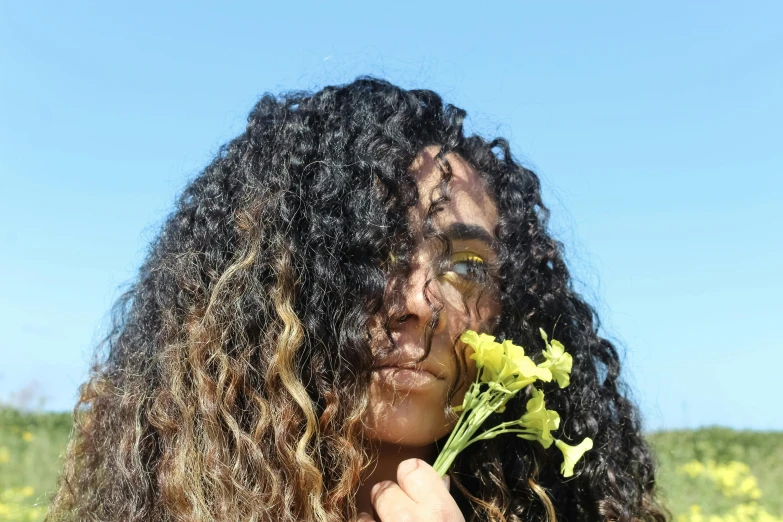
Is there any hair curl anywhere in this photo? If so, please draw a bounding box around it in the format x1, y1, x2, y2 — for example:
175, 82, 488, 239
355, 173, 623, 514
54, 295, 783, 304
48, 77, 668, 522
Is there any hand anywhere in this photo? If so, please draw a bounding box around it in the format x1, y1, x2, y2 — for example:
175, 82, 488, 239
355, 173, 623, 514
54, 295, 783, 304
357, 458, 465, 522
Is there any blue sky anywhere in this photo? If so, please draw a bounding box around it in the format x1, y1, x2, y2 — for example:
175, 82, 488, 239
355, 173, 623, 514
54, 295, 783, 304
1, 1, 781, 431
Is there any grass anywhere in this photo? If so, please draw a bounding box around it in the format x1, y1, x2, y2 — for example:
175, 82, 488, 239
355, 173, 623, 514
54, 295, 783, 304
648, 428, 783, 519
0, 408, 72, 520
1, 406, 781, 520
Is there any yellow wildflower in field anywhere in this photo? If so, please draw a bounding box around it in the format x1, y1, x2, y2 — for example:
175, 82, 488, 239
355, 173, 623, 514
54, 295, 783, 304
0, 487, 47, 522
679, 460, 762, 500
678, 502, 783, 522
676, 460, 781, 522
21, 431, 34, 442
678, 505, 704, 522
0, 446, 10, 464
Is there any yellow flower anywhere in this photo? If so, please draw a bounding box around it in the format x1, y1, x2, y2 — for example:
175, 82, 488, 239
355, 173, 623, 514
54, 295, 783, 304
518, 388, 560, 448
538, 329, 573, 388
678, 505, 703, 522
21, 486, 33, 497
503, 340, 553, 383
678, 460, 765, 501
678, 460, 704, 478
554, 437, 593, 477
437, 330, 585, 479
492, 343, 523, 386
462, 331, 504, 380
21, 431, 34, 442
0, 447, 9, 464
475, 336, 553, 393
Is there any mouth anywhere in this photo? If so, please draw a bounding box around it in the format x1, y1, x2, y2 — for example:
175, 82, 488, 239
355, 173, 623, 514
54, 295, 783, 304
371, 365, 442, 391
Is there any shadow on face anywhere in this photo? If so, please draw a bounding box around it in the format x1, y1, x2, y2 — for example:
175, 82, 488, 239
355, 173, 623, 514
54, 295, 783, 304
362, 146, 503, 447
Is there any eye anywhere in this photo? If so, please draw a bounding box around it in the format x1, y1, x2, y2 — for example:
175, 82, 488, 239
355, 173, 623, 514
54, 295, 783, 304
450, 251, 489, 282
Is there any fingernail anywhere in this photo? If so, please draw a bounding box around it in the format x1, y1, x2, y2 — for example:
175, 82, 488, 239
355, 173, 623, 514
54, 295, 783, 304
357, 512, 372, 522
442, 475, 450, 490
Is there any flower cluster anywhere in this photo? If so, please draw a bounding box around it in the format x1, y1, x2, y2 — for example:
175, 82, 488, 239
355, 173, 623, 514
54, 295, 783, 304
0, 486, 46, 522
0, 445, 45, 521
676, 460, 781, 522
0, 420, 48, 522
679, 503, 783, 522
433, 329, 593, 478
679, 460, 762, 500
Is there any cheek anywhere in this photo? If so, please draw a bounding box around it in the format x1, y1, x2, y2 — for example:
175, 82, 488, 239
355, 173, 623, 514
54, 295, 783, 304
452, 348, 478, 406
439, 278, 501, 325
463, 346, 477, 380
476, 285, 502, 327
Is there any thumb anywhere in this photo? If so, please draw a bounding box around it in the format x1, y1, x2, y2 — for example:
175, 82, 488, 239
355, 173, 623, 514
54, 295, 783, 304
442, 474, 451, 491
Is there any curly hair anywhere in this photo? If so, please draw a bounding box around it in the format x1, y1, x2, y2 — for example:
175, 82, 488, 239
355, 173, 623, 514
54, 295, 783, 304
47, 77, 668, 522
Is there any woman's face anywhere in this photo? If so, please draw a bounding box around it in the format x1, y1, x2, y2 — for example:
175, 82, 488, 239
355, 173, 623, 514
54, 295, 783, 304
362, 146, 502, 447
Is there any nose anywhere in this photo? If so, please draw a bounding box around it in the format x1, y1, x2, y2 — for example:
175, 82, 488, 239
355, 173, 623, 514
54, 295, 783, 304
392, 255, 447, 336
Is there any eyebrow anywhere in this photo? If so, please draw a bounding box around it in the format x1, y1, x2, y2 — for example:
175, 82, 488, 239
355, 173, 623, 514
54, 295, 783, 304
443, 223, 500, 255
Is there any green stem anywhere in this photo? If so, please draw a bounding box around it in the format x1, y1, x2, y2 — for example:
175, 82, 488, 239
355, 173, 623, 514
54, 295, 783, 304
440, 385, 478, 453
466, 427, 537, 446
433, 389, 483, 475
433, 368, 484, 475
433, 387, 511, 475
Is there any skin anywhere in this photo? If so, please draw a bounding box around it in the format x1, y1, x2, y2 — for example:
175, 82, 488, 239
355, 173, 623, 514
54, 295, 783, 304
356, 146, 502, 521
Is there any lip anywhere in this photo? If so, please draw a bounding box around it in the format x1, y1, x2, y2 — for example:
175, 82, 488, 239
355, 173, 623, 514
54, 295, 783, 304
374, 364, 438, 377
371, 365, 442, 391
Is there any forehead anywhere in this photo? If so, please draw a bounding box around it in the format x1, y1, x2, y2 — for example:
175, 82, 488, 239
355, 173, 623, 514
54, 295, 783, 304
408, 146, 499, 235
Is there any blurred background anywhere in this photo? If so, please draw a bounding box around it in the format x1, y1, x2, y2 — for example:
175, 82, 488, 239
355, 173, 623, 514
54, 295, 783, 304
1, 1, 781, 520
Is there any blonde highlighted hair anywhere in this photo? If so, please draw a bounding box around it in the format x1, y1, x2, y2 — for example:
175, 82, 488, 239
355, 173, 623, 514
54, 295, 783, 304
49, 78, 668, 522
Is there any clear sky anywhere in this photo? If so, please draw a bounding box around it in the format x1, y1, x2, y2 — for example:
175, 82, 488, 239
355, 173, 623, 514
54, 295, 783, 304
1, 1, 781, 431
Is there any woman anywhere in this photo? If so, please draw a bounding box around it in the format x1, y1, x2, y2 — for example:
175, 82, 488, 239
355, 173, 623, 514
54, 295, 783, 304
49, 78, 667, 521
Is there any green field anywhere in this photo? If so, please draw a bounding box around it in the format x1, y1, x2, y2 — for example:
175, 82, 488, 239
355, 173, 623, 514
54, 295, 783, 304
0, 408, 71, 521
1, 406, 781, 521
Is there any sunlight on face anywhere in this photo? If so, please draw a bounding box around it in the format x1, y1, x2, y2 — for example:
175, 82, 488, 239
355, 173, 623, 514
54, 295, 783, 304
362, 146, 502, 447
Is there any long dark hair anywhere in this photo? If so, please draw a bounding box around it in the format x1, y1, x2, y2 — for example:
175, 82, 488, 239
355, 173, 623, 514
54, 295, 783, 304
48, 77, 667, 521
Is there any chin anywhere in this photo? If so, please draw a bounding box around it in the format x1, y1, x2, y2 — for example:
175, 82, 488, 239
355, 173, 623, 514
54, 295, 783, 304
364, 419, 455, 448
362, 388, 458, 447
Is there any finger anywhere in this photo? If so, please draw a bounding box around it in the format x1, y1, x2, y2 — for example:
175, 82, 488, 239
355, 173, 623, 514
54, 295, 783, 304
371, 480, 417, 521
396, 458, 453, 504
356, 512, 375, 522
